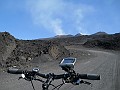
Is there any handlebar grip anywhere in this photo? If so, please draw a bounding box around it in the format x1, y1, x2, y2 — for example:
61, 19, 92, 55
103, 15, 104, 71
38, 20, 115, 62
79, 74, 100, 80
7, 68, 23, 74
7, 68, 48, 78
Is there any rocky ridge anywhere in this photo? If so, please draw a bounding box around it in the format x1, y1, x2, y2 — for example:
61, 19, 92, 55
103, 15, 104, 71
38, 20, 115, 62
0, 31, 120, 70
0, 32, 70, 70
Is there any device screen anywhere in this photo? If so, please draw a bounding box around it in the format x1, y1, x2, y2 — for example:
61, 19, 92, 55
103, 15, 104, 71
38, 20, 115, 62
62, 58, 75, 64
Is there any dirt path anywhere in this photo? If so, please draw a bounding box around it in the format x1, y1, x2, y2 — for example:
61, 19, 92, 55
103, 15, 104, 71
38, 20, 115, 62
0, 47, 120, 90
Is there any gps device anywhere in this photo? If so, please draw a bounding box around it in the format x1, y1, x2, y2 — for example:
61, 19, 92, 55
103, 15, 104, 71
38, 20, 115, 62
59, 57, 76, 69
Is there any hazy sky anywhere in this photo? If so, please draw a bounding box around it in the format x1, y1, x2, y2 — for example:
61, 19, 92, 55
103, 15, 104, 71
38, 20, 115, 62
0, 0, 120, 39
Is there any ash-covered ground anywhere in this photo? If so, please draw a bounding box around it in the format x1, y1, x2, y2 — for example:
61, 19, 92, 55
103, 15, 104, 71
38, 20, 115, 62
0, 32, 120, 90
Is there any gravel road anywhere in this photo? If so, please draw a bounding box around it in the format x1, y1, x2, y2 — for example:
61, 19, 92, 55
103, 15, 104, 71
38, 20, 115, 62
0, 48, 120, 90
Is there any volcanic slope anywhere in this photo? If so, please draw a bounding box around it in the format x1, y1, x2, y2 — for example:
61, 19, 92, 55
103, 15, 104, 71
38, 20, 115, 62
0, 46, 120, 90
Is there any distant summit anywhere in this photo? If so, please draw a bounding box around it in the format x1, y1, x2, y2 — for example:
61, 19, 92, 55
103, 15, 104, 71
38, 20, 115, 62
54, 34, 73, 38
92, 32, 108, 35
54, 33, 83, 38
75, 33, 82, 36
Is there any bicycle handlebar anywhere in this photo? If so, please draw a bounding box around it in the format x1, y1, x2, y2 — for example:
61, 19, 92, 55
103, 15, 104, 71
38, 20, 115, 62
79, 74, 100, 80
7, 68, 25, 74
7, 68, 100, 80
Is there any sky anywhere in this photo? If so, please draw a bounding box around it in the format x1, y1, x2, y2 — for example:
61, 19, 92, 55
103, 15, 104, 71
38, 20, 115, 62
0, 0, 120, 39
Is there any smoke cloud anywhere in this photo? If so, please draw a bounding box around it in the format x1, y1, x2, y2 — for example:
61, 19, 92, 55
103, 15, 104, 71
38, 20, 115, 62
27, 0, 94, 35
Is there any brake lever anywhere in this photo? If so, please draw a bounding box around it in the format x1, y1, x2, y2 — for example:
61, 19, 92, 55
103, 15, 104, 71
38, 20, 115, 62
18, 77, 22, 80
18, 74, 34, 81
84, 81, 91, 85
81, 80, 93, 87
84, 81, 93, 87
18, 74, 26, 80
